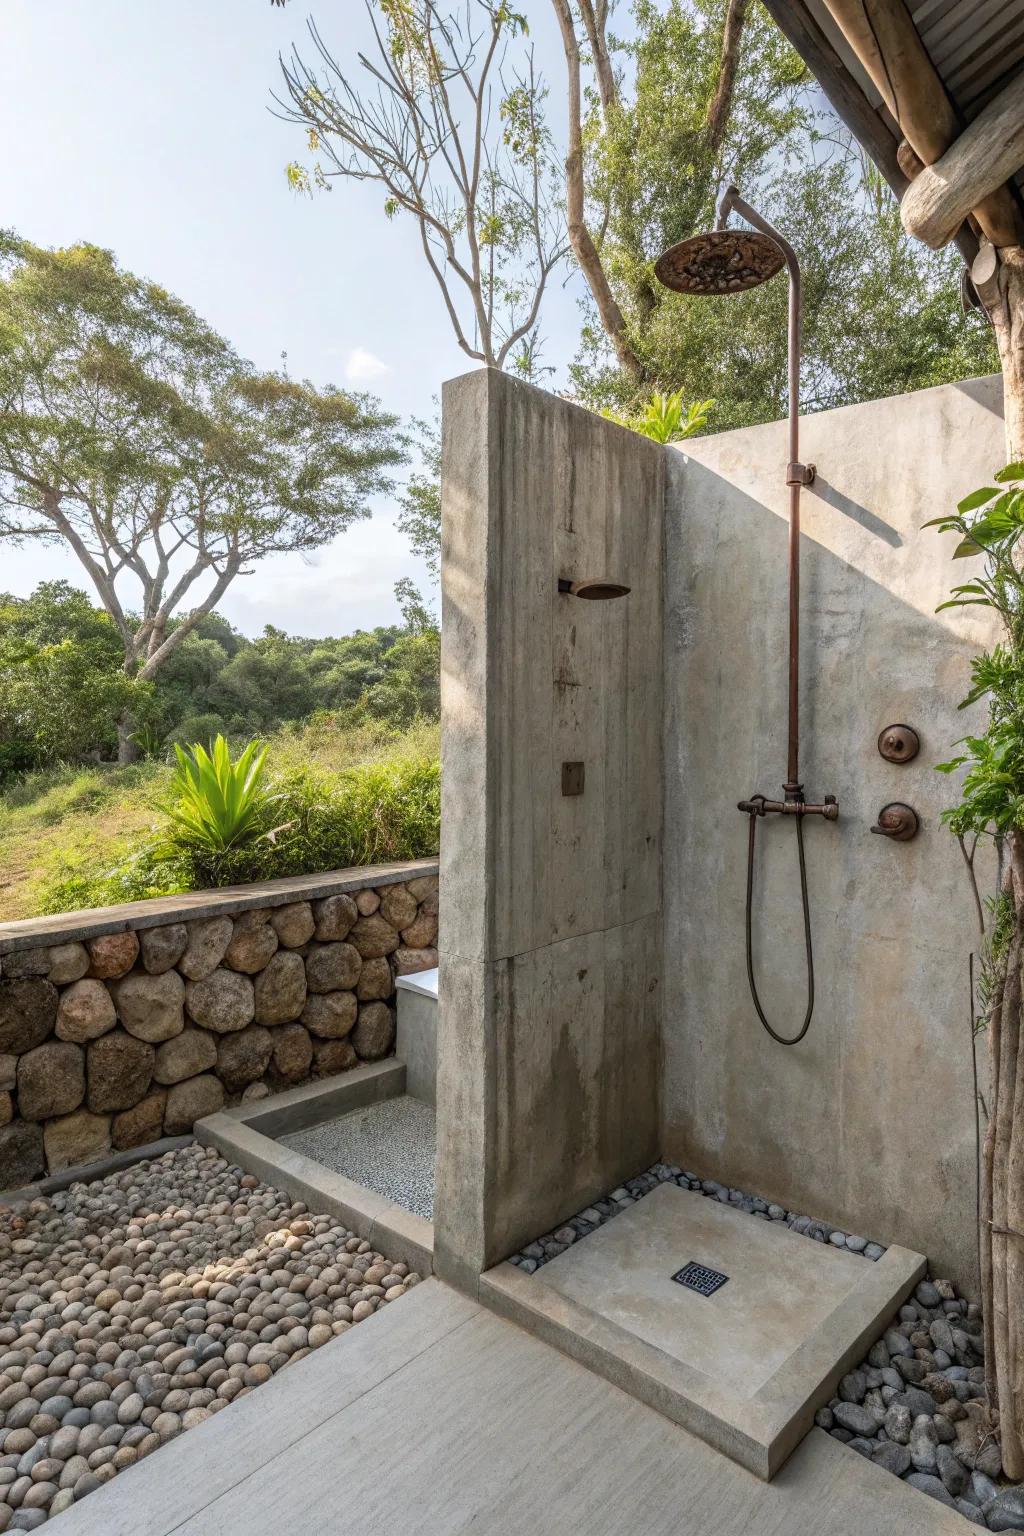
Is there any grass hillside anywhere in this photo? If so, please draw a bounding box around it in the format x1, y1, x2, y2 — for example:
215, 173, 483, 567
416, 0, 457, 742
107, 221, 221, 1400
0, 718, 440, 922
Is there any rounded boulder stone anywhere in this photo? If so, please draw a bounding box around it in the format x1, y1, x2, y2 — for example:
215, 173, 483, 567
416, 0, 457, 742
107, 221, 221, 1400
152, 1028, 218, 1086
111, 1089, 167, 1150
86, 1031, 155, 1113
178, 917, 234, 981
46, 942, 90, 985
270, 902, 316, 949
304, 943, 361, 995
0, 1092, 12, 1128
56, 979, 118, 1043
313, 1038, 357, 1076
43, 1109, 111, 1174
17, 1042, 86, 1121
110, 969, 185, 1043
355, 888, 380, 915
1, 947, 52, 979
302, 992, 358, 1040
0, 1122, 44, 1187
400, 908, 438, 950
164, 1074, 225, 1134
0, 979, 58, 1056
216, 1026, 273, 1094
253, 952, 307, 1026
393, 946, 438, 978
348, 914, 400, 961
379, 884, 418, 931
270, 1023, 313, 1082
312, 894, 358, 942
0, 1052, 15, 1090
224, 911, 278, 974
351, 1002, 395, 1061
86, 932, 140, 980
185, 969, 255, 1034
356, 957, 393, 1002
139, 924, 189, 976
406, 874, 439, 904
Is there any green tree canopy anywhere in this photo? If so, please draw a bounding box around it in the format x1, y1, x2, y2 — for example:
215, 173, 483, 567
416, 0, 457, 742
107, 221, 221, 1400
0, 233, 405, 754
0, 584, 442, 776
564, 0, 995, 426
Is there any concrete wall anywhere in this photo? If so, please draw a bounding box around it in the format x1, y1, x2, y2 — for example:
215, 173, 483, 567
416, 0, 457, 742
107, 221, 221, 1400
436, 368, 664, 1287
664, 375, 1004, 1289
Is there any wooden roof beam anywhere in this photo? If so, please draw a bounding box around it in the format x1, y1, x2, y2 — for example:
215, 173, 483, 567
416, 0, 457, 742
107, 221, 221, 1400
757, 0, 907, 199
900, 70, 1024, 248
819, 0, 1024, 248
761, 0, 979, 265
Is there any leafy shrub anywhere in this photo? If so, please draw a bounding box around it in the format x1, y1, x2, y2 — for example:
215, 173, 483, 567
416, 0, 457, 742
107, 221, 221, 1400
23, 722, 440, 912
158, 736, 279, 856
602, 390, 714, 444
170, 750, 440, 889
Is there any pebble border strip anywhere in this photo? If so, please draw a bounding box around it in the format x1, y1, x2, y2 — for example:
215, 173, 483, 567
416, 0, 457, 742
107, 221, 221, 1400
508, 1160, 887, 1272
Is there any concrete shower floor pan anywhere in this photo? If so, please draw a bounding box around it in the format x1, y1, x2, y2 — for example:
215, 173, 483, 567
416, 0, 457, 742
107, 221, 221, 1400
481, 1182, 925, 1480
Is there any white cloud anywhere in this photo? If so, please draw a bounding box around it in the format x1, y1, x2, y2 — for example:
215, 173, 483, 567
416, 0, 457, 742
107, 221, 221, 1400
345, 347, 392, 384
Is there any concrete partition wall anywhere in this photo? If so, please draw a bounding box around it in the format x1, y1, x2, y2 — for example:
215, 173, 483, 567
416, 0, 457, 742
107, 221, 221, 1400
436, 368, 664, 1288
663, 375, 1004, 1289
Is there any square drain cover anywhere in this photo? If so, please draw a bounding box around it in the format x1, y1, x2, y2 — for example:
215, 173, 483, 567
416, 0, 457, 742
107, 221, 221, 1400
672, 1261, 728, 1298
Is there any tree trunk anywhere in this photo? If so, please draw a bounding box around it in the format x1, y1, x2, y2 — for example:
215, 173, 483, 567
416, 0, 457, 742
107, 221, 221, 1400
116, 716, 141, 766
975, 244, 1024, 1480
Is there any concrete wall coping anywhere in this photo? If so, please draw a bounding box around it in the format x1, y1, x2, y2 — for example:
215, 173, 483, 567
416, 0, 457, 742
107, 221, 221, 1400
0, 857, 439, 954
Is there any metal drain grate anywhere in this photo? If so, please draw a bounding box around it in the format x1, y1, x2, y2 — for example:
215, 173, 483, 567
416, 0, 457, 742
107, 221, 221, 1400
671, 1261, 729, 1297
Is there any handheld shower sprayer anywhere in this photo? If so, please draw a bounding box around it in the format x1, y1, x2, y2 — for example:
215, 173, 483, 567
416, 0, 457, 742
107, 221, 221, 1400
655, 186, 839, 1046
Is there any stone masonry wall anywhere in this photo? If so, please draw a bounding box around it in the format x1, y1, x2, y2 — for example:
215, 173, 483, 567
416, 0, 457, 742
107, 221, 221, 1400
0, 861, 439, 1186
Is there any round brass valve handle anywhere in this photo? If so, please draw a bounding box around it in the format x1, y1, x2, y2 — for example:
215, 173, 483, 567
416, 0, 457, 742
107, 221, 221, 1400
870, 802, 919, 841
877, 724, 920, 764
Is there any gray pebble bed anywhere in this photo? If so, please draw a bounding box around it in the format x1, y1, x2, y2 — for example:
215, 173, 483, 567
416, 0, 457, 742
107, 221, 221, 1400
279, 1095, 436, 1220
814, 1276, 1024, 1531
507, 1159, 888, 1272
0, 1143, 420, 1528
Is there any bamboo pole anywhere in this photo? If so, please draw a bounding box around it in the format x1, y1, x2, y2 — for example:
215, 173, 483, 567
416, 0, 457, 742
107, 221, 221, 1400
819, 0, 1024, 248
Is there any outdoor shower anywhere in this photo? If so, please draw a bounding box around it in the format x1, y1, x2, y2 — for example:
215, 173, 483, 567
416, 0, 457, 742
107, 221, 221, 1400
655, 185, 839, 1046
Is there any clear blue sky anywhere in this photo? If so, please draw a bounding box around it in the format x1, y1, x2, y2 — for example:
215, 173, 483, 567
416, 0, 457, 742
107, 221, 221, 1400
0, 0, 587, 636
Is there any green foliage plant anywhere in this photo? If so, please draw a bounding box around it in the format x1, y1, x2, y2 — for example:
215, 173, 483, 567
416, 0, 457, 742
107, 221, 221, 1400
931, 464, 1024, 1473
603, 389, 714, 444
158, 735, 281, 861
930, 466, 1024, 844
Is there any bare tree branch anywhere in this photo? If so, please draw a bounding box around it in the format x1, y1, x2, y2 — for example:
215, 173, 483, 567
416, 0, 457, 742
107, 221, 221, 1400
549, 0, 643, 382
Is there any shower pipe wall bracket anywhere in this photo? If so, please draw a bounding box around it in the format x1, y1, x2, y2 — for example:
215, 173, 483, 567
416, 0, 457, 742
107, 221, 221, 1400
786, 462, 816, 487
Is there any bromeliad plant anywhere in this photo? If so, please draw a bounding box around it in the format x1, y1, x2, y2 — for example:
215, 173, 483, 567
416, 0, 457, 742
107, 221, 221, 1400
602, 389, 715, 444
931, 462, 1024, 1477
157, 735, 287, 879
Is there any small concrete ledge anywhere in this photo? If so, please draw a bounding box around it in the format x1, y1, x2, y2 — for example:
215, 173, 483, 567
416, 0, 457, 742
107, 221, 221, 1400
196, 1064, 433, 1276
395, 966, 438, 1107
1, 1134, 194, 1203
480, 1184, 925, 1479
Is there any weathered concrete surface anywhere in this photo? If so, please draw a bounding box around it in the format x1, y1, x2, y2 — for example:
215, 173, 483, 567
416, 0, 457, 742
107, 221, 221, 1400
437, 369, 664, 1282
509, 1181, 924, 1477
664, 374, 1004, 1291
52, 1277, 972, 1536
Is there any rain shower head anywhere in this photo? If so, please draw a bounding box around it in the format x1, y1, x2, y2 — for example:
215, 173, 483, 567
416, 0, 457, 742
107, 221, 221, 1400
558, 578, 631, 601
654, 229, 784, 296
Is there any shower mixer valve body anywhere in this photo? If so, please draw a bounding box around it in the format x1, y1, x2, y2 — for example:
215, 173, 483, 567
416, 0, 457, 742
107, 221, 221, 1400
737, 785, 839, 820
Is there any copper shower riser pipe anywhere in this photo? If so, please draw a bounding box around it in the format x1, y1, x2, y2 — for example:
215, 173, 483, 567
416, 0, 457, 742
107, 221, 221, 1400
716, 186, 814, 789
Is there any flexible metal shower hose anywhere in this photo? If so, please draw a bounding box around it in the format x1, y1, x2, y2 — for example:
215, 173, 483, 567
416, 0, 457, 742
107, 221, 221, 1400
744, 810, 815, 1046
